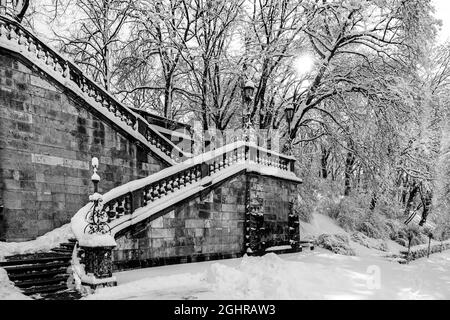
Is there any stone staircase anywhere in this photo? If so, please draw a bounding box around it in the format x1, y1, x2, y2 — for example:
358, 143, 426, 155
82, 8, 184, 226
0, 239, 81, 299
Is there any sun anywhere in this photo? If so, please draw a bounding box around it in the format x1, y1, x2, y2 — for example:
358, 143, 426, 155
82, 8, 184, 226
293, 54, 315, 77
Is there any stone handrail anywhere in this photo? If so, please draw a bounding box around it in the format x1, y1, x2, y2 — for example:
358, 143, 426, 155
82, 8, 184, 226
0, 15, 190, 164
71, 141, 299, 244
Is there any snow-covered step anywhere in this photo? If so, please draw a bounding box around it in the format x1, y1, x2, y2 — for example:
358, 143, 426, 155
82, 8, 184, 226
265, 245, 301, 254
60, 242, 76, 249
3, 261, 70, 273
14, 274, 69, 288
7, 268, 68, 281
0, 254, 71, 267
0, 240, 80, 299
51, 247, 73, 254
299, 240, 315, 250
22, 283, 69, 296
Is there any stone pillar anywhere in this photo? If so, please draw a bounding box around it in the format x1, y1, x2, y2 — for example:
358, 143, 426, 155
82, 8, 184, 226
79, 157, 117, 289
82, 246, 115, 278
79, 245, 117, 289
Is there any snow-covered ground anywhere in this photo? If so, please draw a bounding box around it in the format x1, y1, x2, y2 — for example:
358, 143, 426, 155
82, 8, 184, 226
0, 268, 31, 300
84, 214, 450, 300
82, 248, 450, 300
2, 214, 450, 300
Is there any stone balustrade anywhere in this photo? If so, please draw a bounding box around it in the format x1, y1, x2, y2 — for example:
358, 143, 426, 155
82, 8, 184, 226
98, 143, 296, 228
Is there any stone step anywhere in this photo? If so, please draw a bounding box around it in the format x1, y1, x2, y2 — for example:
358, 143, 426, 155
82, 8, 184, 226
60, 242, 76, 249
299, 241, 315, 250
8, 267, 68, 281
51, 247, 73, 254
4, 261, 70, 273
41, 289, 83, 300
0, 255, 71, 267
22, 283, 69, 296
14, 274, 69, 288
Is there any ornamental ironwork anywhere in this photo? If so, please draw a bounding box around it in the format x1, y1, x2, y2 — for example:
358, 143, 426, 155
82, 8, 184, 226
83, 157, 111, 235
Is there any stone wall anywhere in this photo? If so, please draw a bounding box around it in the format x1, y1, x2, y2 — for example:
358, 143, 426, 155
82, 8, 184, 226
0, 51, 167, 241
248, 174, 294, 249
113, 173, 299, 271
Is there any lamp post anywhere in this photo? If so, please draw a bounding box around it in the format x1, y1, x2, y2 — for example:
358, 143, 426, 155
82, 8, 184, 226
91, 157, 100, 193
85, 157, 110, 235
283, 104, 294, 155
242, 79, 255, 142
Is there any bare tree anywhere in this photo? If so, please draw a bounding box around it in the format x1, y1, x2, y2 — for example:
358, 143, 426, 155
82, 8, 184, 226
54, 0, 133, 91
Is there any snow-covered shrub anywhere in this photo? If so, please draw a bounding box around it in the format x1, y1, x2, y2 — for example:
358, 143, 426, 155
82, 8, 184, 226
385, 219, 403, 240
315, 233, 356, 256
356, 213, 389, 240
294, 194, 313, 223
350, 232, 388, 251
400, 240, 450, 261
387, 223, 427, 247
295, 177, 321, 223
319, 196, 365, 233
433, 220, 450, 241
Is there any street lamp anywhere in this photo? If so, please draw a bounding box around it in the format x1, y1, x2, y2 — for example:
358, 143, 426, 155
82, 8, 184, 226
284, 105, 294, 133
242, 79, 255, 142
243, 80, 255, 103
283, 105, 294, 155
91, 157, 100, 193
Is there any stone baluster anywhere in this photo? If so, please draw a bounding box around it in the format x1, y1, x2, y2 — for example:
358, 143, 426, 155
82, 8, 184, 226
0, 21, 8, 39
9, 24, 17, 41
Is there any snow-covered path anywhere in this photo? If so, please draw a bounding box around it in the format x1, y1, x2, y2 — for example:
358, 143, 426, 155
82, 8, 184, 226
84, 248, 450, 300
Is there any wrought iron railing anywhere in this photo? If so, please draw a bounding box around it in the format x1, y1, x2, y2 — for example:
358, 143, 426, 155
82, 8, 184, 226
0, 15, 188, 163
96, 142, 296, 230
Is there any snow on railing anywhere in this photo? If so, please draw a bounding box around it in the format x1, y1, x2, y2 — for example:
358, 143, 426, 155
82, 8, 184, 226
71, 141, 300, 246
0, 15, 190, 165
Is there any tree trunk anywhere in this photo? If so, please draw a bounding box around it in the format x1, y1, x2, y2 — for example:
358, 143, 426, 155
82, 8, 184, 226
344, 142, 355, 196
163, 85, 172, 119
419, 189, 433, 226
369, 193, 377, 211
320, 146, 330, 179
404, 182, 419, 216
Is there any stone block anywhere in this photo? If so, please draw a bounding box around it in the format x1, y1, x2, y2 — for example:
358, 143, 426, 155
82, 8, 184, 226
185, 219, 205, 228
194, 228, 204, 237
222, 204, 237, 213
151, 228, 175, 239
150, 216, 163, 228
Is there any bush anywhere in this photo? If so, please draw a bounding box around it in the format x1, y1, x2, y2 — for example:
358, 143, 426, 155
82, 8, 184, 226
294, 194, 313, 223
350, 232, 388, 251
386, 222, 428, 247
318, 196, 365, 233
315, 233, 356, 256
356, 214, 389, 240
